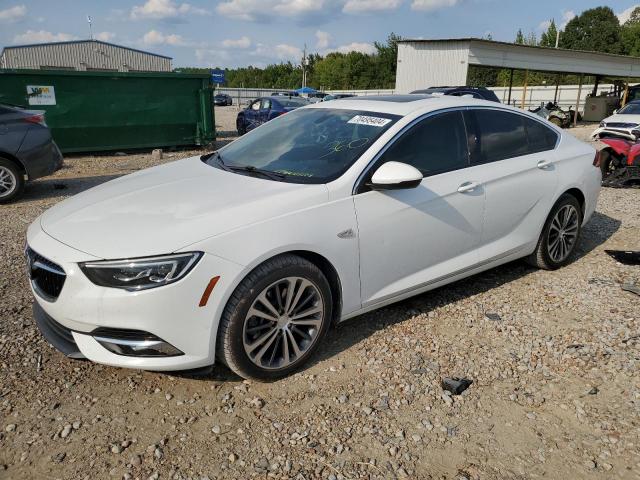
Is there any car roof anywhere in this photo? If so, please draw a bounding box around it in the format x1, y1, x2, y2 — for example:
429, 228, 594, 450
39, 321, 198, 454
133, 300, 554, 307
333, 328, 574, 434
306, 94, 468, 115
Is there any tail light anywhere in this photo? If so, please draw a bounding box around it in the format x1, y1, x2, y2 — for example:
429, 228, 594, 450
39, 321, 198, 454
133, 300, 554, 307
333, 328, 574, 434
593, 150, 601, 167
23, 113, 46, 126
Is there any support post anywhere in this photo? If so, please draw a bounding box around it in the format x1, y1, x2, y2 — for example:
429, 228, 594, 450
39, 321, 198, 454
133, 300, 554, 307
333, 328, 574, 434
554, 75, 560, 103
507, 68, 514, 105
622, 79, 630, 107
574, 74, 583, 127
520, 69, 528, 109
592, 76, 600, 97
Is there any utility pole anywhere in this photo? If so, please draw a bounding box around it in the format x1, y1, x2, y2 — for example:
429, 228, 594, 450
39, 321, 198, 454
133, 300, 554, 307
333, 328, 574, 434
555, 29, 560, 48
87, 15, 93, 40
302, 44, 307, 88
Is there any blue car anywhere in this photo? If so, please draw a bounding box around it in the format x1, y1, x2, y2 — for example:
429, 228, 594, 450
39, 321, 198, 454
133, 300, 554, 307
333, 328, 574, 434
236, 96, 308, 135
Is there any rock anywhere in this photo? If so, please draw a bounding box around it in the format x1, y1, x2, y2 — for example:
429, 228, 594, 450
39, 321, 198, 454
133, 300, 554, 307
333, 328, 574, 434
228, 453, 237, 463
154, 447, 163, 460
61, 425, 72, 438
111, 444, 123, 454
130, 455, 142, 467
5, 424, 16, 432
212, 425, 221, 434
165, 393, 173, 401
151, 149, 163, 161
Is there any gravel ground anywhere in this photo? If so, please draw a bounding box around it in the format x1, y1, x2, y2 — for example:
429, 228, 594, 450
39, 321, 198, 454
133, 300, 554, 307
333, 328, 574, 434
1, 118, 639, 480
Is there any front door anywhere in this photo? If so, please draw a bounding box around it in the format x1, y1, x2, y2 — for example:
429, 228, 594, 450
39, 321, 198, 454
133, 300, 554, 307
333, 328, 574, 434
354, 110, 485, 306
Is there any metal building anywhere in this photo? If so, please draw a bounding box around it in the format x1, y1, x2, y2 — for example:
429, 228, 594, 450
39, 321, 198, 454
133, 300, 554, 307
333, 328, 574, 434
396, 38, 640, 93
0, 40, 171, 72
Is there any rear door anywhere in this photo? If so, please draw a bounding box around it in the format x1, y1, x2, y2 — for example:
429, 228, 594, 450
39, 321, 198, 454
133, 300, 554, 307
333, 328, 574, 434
244, 99, 262, 131
463, 108, 559, 259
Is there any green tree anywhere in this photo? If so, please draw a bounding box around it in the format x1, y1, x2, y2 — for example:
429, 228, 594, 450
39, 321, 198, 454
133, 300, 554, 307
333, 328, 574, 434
621, 7, 640, 56
560, 6, 622, 54
539, 20, 558, 47
515, 29, 525, 44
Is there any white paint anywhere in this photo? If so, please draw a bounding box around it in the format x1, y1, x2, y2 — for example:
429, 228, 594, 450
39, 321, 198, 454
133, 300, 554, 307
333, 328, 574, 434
27, 85, 56, 105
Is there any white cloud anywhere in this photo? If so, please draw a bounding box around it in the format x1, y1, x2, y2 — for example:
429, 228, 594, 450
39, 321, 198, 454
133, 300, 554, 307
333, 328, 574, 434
0, 4, 27, 23
538, 19, 551, 31
561, 10, 575, 28
195, 48, 230, 65
334, 42, 376, 54
343, 0, 401, 14
222, 36, 251, 48
95, 31, 115, 42
12, 30, 78, 44
252, 42, 303, 61
411, 0, 458, 11
315, 30, 331, 49
142, 29, 186, 46
216, 0, 337, 22
617, 4, 639, 24
130, 0, 209, 20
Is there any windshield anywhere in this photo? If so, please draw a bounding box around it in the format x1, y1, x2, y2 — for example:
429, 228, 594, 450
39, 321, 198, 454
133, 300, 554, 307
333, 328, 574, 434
277, 98, 309, 107
617, 103, 640, 115
205, 108, 401, 183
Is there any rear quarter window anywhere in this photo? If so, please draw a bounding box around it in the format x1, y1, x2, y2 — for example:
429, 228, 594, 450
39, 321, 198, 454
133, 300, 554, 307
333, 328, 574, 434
524, 116, 559, 153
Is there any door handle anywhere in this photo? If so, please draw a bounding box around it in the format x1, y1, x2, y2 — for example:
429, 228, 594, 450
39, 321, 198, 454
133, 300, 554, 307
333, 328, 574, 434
457, 181, 480, 193
537, 159, 552, 169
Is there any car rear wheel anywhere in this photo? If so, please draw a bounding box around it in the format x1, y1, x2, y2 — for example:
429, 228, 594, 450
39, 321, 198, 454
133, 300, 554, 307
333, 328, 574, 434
526, 193, 582, 270
0, 158, 25, 204
216, 254, 332, 381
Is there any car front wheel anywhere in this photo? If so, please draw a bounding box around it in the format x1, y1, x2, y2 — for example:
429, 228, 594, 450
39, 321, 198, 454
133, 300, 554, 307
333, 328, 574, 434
216, 254, 332, 381
527, 193, 582, 270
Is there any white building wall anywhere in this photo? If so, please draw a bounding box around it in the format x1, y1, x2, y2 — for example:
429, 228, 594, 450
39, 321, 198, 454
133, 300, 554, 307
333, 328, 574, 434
395, 41, 470, 94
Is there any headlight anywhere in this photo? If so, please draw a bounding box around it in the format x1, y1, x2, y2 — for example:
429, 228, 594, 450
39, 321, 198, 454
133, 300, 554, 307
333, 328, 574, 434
599, 121, 606, 128
79, 252, 202, 291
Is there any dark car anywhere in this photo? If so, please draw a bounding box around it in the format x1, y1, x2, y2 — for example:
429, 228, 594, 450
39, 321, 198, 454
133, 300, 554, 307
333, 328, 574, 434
0, 104, 63, 203
236, 96, 308, 135
271, 91, 299, 97
410, 86, 500, 103
214, 93, 233, 106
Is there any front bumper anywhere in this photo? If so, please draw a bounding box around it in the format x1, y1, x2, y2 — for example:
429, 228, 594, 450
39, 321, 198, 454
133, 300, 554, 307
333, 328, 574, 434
591, 126, 638, 141
27, 221, 244, 371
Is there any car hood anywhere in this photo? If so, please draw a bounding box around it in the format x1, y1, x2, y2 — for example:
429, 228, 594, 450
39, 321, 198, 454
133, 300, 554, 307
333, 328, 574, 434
40, 156, 329, 259
603, 113, 640, 125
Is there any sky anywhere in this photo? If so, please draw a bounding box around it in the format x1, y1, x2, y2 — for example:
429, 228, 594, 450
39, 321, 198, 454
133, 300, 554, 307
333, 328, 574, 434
0, 0, 639, 68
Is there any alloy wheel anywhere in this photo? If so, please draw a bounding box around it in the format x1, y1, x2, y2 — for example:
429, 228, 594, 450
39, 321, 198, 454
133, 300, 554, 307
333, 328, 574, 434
242, 276, 324, 370
0, 166, 17, 198
547, 204, 579, 263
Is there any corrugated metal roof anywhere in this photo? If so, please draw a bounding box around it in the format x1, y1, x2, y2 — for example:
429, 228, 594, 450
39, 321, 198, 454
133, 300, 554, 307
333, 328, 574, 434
397, 37, 639, 62
1, 39, 171, 60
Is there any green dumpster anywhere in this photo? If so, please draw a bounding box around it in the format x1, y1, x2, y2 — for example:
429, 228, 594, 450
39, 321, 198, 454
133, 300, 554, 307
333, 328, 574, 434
0, 69, 215, 153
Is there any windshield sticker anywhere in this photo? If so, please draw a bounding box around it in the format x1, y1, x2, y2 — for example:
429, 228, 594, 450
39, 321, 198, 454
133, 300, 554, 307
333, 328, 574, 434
347, 115, 391, 127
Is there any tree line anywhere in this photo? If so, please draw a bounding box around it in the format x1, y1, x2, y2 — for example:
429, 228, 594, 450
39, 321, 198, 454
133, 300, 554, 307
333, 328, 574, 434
175, 6, 640, 90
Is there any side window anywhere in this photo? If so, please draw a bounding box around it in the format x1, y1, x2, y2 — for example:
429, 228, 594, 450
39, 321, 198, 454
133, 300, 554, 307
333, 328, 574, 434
467, 109, 529, 164
524, 117, 559, 153
378, 111, 469, 176
261, 98, 272, 110
251, 100, 261, 111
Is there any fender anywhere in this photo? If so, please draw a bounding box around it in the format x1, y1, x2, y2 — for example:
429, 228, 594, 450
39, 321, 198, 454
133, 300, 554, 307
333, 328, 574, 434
600, 137, 632, 157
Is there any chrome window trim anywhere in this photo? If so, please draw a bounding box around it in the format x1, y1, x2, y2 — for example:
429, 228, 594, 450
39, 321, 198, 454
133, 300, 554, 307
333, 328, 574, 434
352, 105, 561, 195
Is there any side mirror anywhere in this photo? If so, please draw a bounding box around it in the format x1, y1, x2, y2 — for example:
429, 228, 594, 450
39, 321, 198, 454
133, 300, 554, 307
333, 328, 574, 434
368, 161, 423, 190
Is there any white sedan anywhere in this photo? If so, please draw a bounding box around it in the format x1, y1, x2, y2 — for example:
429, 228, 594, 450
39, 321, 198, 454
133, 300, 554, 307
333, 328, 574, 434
591, 100, 640, 140
26, 95, 601, 380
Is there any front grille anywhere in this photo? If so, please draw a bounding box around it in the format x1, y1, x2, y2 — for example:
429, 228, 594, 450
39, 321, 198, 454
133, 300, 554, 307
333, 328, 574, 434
606, 122, 637, 128
26, 247, 66, 301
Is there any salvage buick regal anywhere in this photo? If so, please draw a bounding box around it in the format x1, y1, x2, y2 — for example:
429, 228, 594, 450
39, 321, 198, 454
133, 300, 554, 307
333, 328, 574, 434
26, 95, 601, 380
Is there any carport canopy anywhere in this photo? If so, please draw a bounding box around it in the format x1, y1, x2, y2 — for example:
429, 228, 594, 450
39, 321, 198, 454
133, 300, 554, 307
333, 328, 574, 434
396, 38, 640, 124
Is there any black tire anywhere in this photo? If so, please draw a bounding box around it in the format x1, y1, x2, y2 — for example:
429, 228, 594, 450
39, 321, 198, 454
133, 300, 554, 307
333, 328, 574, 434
236, 119, 246, 136
526, 193, 582, 270
599, 149, 618, 180
216, 254, 332, 381
0, 157, 25, 204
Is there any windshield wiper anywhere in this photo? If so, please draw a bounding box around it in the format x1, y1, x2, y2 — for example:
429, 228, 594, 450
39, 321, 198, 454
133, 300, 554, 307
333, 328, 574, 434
225, 164, 287, 181
207, 152, 286, 181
